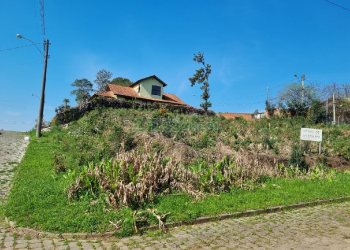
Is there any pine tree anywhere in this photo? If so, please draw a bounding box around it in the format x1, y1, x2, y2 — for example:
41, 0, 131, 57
189, 52, 212, 113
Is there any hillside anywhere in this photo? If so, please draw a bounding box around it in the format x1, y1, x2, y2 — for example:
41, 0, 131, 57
4, 107, 350, 235
50, 107, 349, 202
56, 107, 350, 170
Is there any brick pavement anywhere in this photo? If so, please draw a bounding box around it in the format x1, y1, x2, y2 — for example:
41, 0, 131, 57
1, 131, 350, 249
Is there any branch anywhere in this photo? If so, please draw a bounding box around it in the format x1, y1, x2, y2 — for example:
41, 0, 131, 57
147, 208, 171, 232
109, 220, 122, 231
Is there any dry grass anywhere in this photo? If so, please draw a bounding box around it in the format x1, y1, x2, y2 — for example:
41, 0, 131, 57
67, 141, 335, 208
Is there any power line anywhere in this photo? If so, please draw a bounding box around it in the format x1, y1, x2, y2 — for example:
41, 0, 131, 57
324, 0, 350, 12
0, 43, 41, 53
39, 0, 46, 38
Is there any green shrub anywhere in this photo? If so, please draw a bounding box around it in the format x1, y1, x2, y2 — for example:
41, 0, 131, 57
289, 144, 308, 171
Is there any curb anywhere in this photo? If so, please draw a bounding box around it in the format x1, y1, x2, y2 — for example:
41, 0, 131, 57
154, 196, 350, 230
6, 196, 350, 241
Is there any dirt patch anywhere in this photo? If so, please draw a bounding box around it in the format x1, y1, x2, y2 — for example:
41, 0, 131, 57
133, 132, 198, 163
305, 154, 350, 171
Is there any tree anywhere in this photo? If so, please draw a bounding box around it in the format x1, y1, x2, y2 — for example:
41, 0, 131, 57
322, 83, 350, 99
55, 98, 71, 114
94, 69, 113, 91
308, 99, 326, 124
189, 52, 212, 113
278, 83, 316, 117
110, 77, 133, 87
265, 100, 275, 117
71, 79, 93, 105
342, 83, 350, 97
63, 98, 70, 109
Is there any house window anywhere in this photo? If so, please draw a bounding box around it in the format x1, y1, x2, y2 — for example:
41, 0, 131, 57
151, 85, 161, 96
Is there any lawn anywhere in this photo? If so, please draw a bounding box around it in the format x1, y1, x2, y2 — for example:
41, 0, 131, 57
3, 129, 350, 236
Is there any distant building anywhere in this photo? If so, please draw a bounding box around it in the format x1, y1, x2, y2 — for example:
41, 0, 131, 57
218, 110, 268, 121
95, 75, 187, 106
254, 112, 266, 120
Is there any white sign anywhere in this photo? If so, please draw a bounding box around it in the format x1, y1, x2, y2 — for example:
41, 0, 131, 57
300, 128, 322, 142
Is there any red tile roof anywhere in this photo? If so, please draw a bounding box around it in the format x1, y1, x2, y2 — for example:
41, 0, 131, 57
130, 75, 167, 87
107, 84, 139, 98
163, 93, 186, 105
96, 91, 115, 98
96, 84, 187, 106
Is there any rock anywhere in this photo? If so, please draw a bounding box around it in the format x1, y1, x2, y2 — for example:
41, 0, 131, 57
42, 127, 51, 132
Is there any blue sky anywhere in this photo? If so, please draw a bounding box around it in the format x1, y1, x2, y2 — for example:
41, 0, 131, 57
1, 0, 350, 131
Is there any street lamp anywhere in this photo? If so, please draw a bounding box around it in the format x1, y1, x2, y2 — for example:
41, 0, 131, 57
17, 34, 50, 138
294, 74, 305, 105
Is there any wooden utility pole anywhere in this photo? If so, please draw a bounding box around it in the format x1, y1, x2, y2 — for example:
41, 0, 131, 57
301, 74, 305, 104
36, 39, 50, 137
326, 97, 329, 122
332, 93, 336, 125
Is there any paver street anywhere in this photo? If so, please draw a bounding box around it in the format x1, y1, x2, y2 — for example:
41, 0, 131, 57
1, 131, 350, 249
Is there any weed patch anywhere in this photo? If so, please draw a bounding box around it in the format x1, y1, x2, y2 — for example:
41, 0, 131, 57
4, 109, 350, 235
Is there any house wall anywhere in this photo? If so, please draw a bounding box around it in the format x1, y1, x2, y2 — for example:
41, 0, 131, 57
138, 78, 163, 99
116, 96, 126, 101
132, 84, 140, 94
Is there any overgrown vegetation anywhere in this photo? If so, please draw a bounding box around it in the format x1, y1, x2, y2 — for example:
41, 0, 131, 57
276, 81, 350, 123
52, 97, 214, 125
4, 108, 350, 235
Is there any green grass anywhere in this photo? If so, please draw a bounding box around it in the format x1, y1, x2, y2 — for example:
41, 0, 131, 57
3, 129, 350, 235
3, 132, 133, 234
155, 175, 350, 222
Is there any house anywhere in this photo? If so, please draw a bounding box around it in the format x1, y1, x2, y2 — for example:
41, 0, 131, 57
254, 111, 266, 120
95, 75, 187, 106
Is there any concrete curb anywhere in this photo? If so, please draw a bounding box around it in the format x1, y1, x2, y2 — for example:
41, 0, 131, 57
6, 196, 350, 241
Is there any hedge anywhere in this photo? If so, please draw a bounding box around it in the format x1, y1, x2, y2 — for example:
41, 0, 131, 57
52, 97, 215, 125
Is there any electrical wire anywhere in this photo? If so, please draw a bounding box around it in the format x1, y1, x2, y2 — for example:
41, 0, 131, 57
0, 43, 42, 53
324, 0, 350, 12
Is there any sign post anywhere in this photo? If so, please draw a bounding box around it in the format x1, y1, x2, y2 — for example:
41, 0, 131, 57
300, 128, 323, 154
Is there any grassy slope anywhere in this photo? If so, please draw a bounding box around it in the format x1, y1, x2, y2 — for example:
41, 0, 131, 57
157, 175, 350, 222
3, 133, 131, 233
3, 126, 350, 234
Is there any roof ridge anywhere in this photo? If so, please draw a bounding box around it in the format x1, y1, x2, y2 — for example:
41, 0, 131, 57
130, 75, 167, 87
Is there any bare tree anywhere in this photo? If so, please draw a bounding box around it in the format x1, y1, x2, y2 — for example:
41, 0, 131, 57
95, 69, 113, 91
278, 83, 316, 117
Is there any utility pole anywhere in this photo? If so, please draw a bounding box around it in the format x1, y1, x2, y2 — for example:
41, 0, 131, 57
301, 74, 305, 104
36, 39, 50, 137
265, 86, 270, 119
332, 92, 336, 125
266, 86, 269, 103
326, 97, 329, 122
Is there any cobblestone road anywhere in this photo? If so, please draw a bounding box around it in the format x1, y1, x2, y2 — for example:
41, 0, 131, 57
0, 131, 28, 199
1, 131, 350, 249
